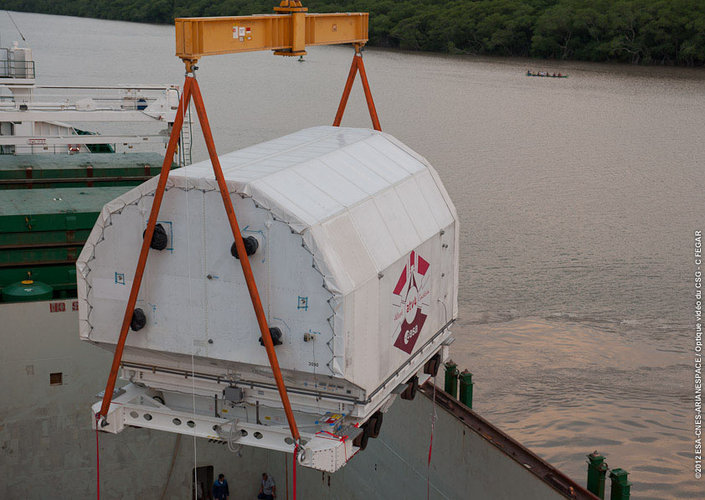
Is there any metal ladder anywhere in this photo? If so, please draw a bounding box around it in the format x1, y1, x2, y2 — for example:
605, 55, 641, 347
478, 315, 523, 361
178, 103, 193, 166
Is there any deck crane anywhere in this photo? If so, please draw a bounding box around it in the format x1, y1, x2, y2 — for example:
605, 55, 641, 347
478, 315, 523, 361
95, 0, 383, 475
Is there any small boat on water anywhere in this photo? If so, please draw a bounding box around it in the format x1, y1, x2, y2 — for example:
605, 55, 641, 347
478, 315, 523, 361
527, 70, 568, 78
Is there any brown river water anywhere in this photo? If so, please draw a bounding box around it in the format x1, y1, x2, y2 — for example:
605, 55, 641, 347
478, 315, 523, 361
2, 10, 704, 499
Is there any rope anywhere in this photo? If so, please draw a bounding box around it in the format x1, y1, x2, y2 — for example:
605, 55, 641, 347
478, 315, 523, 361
427, 377, 438, 500
95, 415, 100, 500
227, 419, 242, 453
191, 353, 197, 498
183, 71, 198, 500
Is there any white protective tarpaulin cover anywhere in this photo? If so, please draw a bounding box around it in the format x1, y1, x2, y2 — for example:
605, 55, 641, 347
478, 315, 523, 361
78, 126, 458, 397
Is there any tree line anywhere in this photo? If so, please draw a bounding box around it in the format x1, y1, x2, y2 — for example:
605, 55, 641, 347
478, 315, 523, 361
4, 0, 705, 65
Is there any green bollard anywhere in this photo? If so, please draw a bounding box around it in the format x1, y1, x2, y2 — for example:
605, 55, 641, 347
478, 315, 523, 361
586, 451, 608, 499
444, 361, 458, 397
458, 370, 473, 409
609, 468, 631, 500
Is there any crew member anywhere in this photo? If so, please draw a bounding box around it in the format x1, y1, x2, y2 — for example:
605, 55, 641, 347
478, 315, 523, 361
258, 472, 276, 500
213, 473, 229, 500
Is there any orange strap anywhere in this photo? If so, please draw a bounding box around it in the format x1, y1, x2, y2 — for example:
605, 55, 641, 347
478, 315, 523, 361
189, 78, 300, 441
333, 46, 381, 131
98, 75, 300, 444
98, 77, 194, 419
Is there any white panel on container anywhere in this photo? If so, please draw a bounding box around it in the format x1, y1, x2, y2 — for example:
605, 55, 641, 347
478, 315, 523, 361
374, 188, 421, 256
440, 225, 457, 323
253, 169, 342, 226
320, 213, 376, 291
326, 150, 389, 196
347, 141, 409, 185
348, 278, 380, 391
395, 177, 439, 242
365, 134, 425, 175
349, 198, 400, 271
266, 220, 334, 374
416, 169, 455, 228
292, 159, 367, 209
302, 225, 349, 295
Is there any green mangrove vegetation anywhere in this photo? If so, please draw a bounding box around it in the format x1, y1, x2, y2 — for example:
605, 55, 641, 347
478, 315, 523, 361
3, 0, 705, 65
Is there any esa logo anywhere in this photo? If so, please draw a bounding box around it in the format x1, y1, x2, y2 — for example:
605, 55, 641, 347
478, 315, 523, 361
391, 251, 430, 354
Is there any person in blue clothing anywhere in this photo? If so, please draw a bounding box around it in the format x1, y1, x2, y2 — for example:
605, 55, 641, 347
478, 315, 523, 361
213, 473, 229, 500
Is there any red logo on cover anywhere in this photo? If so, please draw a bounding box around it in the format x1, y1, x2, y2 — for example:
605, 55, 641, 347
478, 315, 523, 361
392, 251, 430, 354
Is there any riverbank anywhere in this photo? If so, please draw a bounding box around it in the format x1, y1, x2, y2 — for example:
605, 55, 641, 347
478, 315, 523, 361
3, 0, 705, 66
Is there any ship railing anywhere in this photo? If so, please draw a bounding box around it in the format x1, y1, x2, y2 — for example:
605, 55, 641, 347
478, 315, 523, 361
0, 48, 36, 79
0, 84, 192, 163
0, 85, 180, 114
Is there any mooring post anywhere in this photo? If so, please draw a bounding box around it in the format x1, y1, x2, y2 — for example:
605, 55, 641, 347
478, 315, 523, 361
458, 369, 473, 408
609, 468, 631, 500
444, 361, 458, 397
586, 451, 608, 499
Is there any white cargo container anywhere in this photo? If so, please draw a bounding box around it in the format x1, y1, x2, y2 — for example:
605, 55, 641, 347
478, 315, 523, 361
78, 126, 458, 471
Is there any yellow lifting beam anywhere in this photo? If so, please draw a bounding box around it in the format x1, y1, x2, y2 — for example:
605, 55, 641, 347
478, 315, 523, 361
175, 2, 368, 71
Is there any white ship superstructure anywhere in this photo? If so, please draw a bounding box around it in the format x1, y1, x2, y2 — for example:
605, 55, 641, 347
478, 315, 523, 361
0, 41, 192, 163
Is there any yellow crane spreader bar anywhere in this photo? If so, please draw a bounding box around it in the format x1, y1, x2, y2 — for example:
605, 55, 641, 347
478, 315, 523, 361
175, 8, 368, 69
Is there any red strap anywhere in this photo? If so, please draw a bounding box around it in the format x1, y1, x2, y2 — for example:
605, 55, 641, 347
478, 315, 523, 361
428, 429, 434, 465
427, 428, 434, 500
293, 444, 298, 500
316, 430, 348, 441
427, 381, 437, 500
285, 452, 289, 500
95, 415, 101, 500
